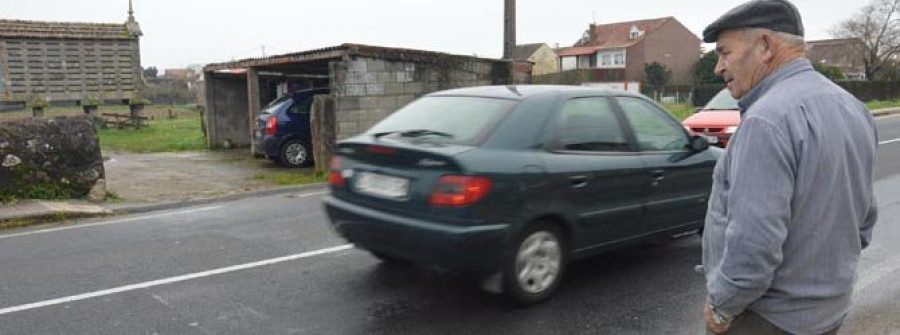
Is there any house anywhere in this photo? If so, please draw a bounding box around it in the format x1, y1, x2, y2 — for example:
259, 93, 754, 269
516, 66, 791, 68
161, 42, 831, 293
806, 38, 866, 80
513, 43, 559, 75
163, 68, 197, 81
0, 0, 143, 107
557, 17, 700, 85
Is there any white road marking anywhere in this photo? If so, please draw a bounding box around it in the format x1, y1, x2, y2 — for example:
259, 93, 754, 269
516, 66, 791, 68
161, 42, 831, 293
879, 138, 900, 146
293, 191, 328, 198
0, 244, 354, 316
0, 206, 224, 240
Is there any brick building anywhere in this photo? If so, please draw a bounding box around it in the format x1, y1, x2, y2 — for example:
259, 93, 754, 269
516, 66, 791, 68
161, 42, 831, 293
557, 17, 701, 85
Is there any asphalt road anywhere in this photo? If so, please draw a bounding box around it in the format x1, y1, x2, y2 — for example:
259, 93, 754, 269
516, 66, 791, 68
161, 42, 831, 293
1, 116, 898, 335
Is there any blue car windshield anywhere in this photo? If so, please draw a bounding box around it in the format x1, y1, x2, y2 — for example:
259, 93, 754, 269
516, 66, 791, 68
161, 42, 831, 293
262, 97, 292, 114
367, 96, 515, 145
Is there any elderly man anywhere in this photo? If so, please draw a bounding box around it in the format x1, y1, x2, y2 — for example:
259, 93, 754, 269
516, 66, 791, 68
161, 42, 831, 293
700, 0, 879, 334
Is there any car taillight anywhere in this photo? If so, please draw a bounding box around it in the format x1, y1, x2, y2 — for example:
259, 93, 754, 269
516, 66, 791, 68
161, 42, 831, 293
265, 116, 278, 136
328, 156, 345, 186
366, 145, 396, 154
429, 175, 493, 206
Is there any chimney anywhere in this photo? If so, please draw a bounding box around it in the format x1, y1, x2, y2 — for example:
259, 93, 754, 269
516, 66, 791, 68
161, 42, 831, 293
503, 0, 516, 60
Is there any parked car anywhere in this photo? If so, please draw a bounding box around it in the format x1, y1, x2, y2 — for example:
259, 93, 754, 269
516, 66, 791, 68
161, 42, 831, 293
323, 85, 721, 305
682, 89, 741, 147
254, 87, 329, 167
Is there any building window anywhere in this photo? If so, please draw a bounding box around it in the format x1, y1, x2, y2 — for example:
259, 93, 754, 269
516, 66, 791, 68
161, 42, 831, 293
578, 55, 591, 69
629, 25, 642, 39
561, 56, 577, 71
597, 50, 626, 69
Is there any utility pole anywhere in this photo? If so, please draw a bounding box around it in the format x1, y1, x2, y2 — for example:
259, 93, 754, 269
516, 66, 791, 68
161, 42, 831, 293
503, 0, 516, 60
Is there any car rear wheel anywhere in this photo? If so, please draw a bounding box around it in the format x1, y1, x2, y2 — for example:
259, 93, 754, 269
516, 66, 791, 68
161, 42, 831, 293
279, 139, 312, 168
503, 222, 566, 305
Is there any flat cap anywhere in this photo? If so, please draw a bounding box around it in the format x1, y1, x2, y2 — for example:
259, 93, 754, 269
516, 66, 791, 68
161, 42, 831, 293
702, 0, 804, 43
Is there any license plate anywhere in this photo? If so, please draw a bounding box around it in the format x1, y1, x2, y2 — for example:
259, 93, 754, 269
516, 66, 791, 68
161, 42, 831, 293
706, 135, 719, 144
354, 172, 409, 199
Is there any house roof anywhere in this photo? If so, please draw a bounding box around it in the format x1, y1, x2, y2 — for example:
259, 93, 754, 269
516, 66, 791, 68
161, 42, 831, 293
512, 43, 546, 61
204, 43, 511, 73
557, 46, 603, 57
557, 17, 674, 56
0, 19, 140, 40
806, 38, 865, 69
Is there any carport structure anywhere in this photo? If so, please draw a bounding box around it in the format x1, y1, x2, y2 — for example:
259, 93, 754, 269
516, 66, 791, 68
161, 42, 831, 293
202, 44, 515, 151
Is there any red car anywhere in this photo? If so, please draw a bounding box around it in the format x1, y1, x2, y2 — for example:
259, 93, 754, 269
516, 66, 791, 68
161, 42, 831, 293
682, 89, 740, 147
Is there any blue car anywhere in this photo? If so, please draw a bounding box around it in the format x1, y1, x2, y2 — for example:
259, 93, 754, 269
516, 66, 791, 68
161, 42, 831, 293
324, 85, 721, 305
254, 88, 329, 167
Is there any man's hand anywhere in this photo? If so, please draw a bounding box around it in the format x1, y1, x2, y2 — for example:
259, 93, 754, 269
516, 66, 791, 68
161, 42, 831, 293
704, 301, 731, 334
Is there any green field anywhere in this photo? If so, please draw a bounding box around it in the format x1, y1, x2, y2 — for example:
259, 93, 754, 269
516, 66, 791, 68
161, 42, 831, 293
98, 116, 206, 153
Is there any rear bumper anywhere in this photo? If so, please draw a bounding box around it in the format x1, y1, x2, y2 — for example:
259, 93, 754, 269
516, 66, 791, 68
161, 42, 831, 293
254, 134, 281, 157
323, 195, 509, 273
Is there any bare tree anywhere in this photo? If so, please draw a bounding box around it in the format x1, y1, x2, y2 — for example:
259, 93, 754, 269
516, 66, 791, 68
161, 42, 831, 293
833, 0, 900, 80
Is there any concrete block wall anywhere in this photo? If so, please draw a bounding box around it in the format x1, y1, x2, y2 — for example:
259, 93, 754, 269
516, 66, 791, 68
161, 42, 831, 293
204, 74, 250, 148
330, 56, 508, 140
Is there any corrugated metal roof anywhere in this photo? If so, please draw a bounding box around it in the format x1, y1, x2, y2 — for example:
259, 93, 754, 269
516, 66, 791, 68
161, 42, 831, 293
0, 19, 138, 40
204, 43, 510, 72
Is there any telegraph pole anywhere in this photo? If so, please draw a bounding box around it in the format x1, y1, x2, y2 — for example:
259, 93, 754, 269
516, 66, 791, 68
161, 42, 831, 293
503, 0, 516, 59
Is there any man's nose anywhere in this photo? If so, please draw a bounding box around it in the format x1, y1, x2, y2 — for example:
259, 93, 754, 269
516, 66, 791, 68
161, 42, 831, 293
714, 58, 726, 76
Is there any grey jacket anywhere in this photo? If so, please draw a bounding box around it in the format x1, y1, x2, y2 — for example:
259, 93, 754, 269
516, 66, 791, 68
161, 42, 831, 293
702, 58, 878, 335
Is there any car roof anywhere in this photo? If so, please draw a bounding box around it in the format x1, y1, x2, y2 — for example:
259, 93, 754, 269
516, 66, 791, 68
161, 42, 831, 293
427, 85, 644, 100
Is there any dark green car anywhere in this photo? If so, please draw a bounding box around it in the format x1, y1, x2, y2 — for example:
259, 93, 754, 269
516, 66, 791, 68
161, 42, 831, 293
323, 85, 721, 305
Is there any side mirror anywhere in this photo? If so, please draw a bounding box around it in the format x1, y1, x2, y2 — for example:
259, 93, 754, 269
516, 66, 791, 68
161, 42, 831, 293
689, 135, 710, 152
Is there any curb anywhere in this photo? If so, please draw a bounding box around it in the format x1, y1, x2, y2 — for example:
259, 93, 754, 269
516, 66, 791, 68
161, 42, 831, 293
0, 183, 328, 224
106, 182, 329, 215
873, 107, 900, 117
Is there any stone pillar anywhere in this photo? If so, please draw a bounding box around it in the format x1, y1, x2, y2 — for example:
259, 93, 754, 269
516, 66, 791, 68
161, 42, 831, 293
311, 94, 336, 173
246, 67, 260, 154
203, 71, 216, 149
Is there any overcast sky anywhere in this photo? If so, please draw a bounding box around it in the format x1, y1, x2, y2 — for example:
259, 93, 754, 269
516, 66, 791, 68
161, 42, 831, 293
1, 0, 870, 70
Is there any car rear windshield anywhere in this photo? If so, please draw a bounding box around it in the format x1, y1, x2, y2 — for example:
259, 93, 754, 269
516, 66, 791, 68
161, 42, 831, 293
703, 89, 740, 111
366, 96, 515, 145
262, 97, 291, 114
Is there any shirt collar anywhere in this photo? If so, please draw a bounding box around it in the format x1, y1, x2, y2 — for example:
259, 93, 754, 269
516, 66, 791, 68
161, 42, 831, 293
737, 58, 814, 115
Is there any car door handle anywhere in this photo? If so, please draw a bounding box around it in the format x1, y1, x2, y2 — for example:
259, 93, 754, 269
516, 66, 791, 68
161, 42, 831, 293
651, 169, 666, 181
569, 175, 589, 188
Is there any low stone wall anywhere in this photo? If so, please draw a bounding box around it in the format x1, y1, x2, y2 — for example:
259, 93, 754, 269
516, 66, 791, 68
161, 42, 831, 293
0, 116, 105, 201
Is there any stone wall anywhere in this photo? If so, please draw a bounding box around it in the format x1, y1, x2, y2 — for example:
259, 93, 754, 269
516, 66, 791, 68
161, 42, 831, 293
329, 56, 510, 139
0, 116, 104, 200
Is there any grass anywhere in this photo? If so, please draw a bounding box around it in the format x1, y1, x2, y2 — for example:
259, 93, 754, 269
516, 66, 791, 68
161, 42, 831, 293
0, 104, 206, 153
662, 103, 696, 121
866, 99, 900, 110
98, 116, 206, 152
253, 170, 328, 185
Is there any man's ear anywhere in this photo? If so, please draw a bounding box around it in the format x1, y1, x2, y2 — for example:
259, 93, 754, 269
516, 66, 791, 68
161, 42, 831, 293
759, 33, 776, 62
